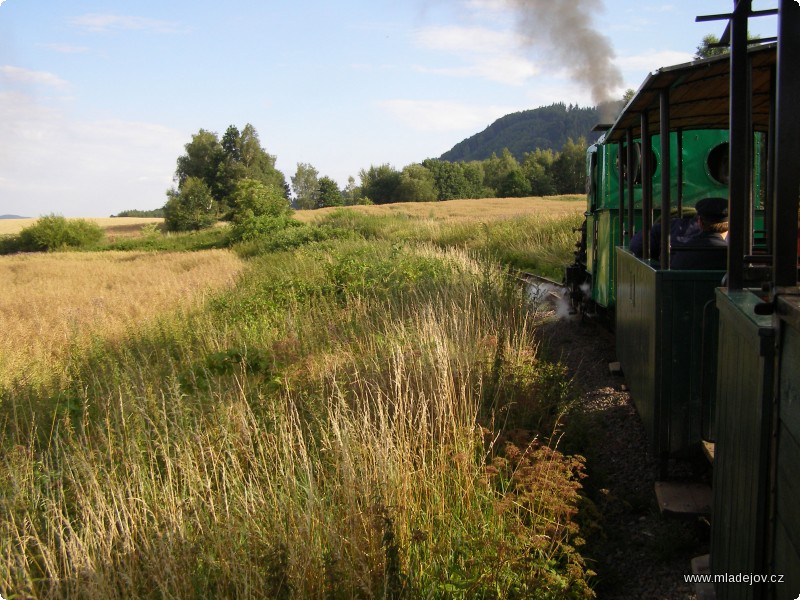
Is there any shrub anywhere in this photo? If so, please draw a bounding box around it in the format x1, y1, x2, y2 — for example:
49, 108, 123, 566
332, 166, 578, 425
230, 214, 302, 244
16, 214, 104, 251
0, 234, 20, 254
164, 177, 218, 231
230, 179, 290, 222
230, 214, 346, 256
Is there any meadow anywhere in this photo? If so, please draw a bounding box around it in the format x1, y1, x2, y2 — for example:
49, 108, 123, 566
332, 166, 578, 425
0, 199, 593, 598
0, 217, 164, 238
0, 250, 244, 390
294, 195, 584, 223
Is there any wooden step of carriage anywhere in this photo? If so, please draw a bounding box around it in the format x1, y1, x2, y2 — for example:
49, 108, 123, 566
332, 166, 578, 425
654, 481, 712, 517
702, 440, 715, 464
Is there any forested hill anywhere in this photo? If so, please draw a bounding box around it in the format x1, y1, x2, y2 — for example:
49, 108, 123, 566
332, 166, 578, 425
440, 103, 605, 162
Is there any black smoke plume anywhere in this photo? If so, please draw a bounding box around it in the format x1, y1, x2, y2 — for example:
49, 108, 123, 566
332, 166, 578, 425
503, 0, 624, 117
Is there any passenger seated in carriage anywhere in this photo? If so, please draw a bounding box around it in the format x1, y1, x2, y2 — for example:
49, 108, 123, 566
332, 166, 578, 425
670, 197, 729, 270
630, 206, 699, 261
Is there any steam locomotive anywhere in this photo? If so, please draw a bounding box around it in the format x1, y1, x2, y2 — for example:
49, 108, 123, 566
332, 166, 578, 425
566, 3, 799, 598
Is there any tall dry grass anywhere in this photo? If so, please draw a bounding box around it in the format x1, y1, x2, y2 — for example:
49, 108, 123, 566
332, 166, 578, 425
0, 250, 243, 389
0, 239, 592, 598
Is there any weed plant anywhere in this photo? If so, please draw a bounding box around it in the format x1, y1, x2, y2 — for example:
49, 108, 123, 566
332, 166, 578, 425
0, 212, 593, 598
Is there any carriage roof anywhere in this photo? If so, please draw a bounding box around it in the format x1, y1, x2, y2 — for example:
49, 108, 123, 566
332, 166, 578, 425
604, 42, 776, 143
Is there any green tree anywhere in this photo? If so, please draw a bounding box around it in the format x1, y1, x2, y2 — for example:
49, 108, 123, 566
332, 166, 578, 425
173, 124, 287, 218
342, 176, 363, 205
221, 125, 242, 162
395, 164, 437, 202
175, 130, 225, 195
291, 163, 319, 210
462, 161, 489, 198
552, 137, 587, 194
482, 149, 520, 193
497, 169, 532, 198
163, 177, 218, 231
216, 125, 247, 213
316, 176, 343, 208
230, 178, 290, 222
694, 33, 760, 60
422, 158, 483, 200
359, 164, 401, 204
622, 88, 636, 105
522, 149, 557, 196
238, 124, 286, 193
694, 34, 729, 60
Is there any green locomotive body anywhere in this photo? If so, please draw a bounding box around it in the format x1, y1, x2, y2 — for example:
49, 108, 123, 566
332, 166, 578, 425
582, 130, 732, 310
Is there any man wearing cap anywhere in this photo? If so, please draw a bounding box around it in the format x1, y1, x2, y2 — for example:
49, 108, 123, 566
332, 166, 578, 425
670, 197, 729, 270
630, 206, 699, 261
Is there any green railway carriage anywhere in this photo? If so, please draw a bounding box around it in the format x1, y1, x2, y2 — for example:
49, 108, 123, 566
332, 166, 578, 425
583, 130, 731, 310
565, 1, 800, 595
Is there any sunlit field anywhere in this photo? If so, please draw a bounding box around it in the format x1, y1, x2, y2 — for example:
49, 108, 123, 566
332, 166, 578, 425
294, 194, 584, 223
0, 201, 594, 598
0, 217, 164, 238
0, 250, 243, 389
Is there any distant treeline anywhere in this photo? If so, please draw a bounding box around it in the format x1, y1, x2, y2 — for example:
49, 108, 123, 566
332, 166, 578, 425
112, 208, 165, 218
156, 121, 589, 231
354, 137, 587, 206
114, 103, 616, 220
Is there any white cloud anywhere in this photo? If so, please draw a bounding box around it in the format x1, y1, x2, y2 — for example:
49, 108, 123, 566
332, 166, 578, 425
464, 0, 507, 10
69, 13, 186, 34
414, 25, 515, 54
616, 50, 694, 72
378, 99, 516, 132
0, 66, 68, 88
414, 56, 538, 85
413, 25, 538, 85
0, 92, 186, 216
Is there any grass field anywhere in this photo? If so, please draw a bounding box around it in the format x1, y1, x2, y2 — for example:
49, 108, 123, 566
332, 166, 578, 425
0, 217, 164, 237
0, 198, 594, 598
0, 249, 243, 389
294, 194, 584, 223
0, 196, 584, 237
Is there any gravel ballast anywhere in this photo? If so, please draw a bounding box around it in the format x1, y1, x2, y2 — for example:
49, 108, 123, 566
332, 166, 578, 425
536, 309, 706, 600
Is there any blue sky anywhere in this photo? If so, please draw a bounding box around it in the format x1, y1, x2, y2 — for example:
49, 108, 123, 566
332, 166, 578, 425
0, 0, 778, 217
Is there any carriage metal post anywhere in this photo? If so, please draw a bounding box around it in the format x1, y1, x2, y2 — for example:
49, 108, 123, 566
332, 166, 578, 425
765, 65, 776, 254
660, 89, 671, 269
676, 128, 683, 217
744, 54, 754, 258
627, 128, 635, 242
619, 141, 626, 244
772, 0, 800, 288
641, 113, 652, 260
727, 0, 752, 289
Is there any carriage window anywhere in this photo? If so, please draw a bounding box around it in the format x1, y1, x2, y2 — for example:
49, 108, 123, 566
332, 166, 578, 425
707, 142, 729, 185
616, 143, 654, 185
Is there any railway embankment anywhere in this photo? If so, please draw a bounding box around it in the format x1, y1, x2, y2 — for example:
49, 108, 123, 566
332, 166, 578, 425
537, 311, 707, 599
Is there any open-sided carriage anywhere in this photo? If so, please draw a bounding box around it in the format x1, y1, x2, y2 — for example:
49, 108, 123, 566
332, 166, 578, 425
567, 2, 799, 596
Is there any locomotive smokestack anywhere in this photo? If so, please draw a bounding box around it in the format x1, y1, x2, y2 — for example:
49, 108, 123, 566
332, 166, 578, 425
504, 0, 624, 120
